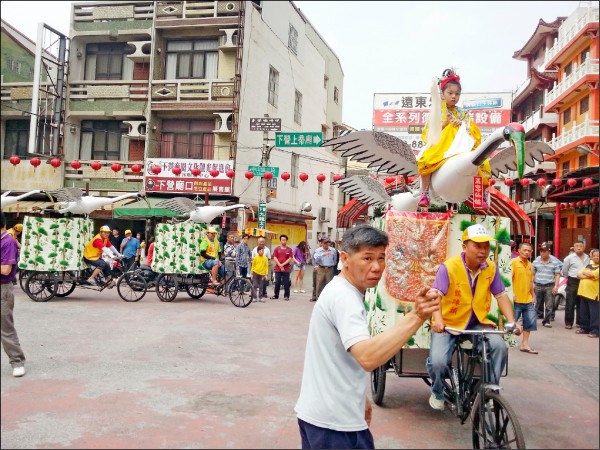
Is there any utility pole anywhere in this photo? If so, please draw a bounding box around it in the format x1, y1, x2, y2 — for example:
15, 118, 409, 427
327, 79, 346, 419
261, 113, 271, 204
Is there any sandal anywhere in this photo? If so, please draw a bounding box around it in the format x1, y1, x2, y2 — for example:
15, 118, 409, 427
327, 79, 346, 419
565, 325, 573, 329
575, 329, 588, 334
519, 348, 538, 354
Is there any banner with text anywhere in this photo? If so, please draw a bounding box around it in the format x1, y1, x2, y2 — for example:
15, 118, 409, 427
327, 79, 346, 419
144, 158, 234, 194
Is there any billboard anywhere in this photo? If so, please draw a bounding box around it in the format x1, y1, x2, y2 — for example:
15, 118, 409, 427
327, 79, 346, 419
373, 92, 513, 153
144, 158, 233, 194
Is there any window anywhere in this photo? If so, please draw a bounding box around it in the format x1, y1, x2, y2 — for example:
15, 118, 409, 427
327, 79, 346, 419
5, 58, 21, 73
576, 216, 585, 228
288, 24, 298, 55
563, 107, 571, 125
580, 96, 589, 115
294, 90, 303, 125
561, 161, 570, 176
268, 66, 279, 107
80, 121, 128, 160
324, 75, 329, 89
560, 218, 568, 229
165, 39, 218, 79
291, 153, 299, 188
333, 87, 339, 104
564, 62, 572, 77
4, 120, 52, 157
85, 43, 132, 80
160, 119, 215, 159
579, 155, 587, 169
580, 47, 590, 63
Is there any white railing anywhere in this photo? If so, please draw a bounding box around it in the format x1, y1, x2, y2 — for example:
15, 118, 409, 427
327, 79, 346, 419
64, 160, 145, 184
522, 108, 558, 134
546, 59, 599, 105
549, 119, 599, 151
151, 79, 234, 102
156, 1, 241, 19
73, 1, 154, 23
69, 80, 149, 100
544, 8, 600, 66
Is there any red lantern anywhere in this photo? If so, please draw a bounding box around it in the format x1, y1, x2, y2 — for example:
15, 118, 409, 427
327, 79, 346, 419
332, 174, 343, 182
385, 176, 396, 184
30, 157, 41, 168
316, 173, 326, 183
110, 163, 122, 173
583, 199, 591, 206
568, 202, 575, 208
263, 171, 273, 180
70, 160, 82, 170
519, 178, 531, 187
567, 178, 577, 187
281, 171, 291, 182
576, 201, 583, 207
90, 161, 102, 171
299, 172, 309, 182
130, 164, 142, 174
172, 166, 182, 176
191, 167, 201, 177
226, 169, 235, 179
582, 178, 594, 187
50, 158, 61, 169
244, 170, 254, 180
209, 168, 220, 178
552, 178, 562, 187
151, 164, 162, 175
9, 155, 21, 166
488, 179, 496, 186
504, 178, 513, 187
536, 178, 547, 187
591, 198, 599, 205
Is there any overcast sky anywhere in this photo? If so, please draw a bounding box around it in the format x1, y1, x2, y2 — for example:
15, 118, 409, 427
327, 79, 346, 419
1, 1, 585, 129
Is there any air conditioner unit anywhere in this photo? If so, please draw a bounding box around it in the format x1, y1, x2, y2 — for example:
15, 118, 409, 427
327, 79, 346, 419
211, 85, 233, 98
319, 207, 331, 222
217, 1, 240, 14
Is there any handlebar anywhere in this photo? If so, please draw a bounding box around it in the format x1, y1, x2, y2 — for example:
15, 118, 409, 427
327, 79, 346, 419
444, 324, 518, 335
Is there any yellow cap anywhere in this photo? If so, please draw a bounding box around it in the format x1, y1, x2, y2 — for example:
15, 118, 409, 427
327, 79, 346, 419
125, 229, 132, 235
14, 224, 23, 232
207, 226, 217, 233
462, 224, 495, 243
100, 225, 111, 232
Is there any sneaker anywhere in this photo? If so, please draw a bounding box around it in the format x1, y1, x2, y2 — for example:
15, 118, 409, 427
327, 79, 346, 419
543, 322, 552, 328
418, 191, 430, 207
284, 297, 290, 301
429, 393, 444, 410
588, 334, 599, 338
300, 290, 306, 293
258, 298, 266, 303
86, 279, 97, 286
12, 366, 26, 377
270, 296, 279, 300
293, 290, 299, 293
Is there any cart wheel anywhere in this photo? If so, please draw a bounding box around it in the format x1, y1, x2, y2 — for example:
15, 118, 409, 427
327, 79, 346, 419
371, 362, 388, 405
185, 273, 208, 299
19, 269, 31, 291
117, 273, 147, 302
55, 271, 77, 297
25, 271, 58, 302
156, 273, 178, 302
228, 277, 253, 308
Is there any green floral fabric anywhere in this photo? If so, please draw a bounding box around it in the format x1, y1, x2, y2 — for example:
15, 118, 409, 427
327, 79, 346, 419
151, 222, 211, 274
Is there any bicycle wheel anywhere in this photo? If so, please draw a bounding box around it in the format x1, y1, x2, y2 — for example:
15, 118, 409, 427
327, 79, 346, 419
25, 272, 58, 302
156, 273, 178, 302
117, 273, 147, 302
228, 277, 253, 307
371, 362, 387, 405
185, 273, 209, 299
19, 270, 30, 291
55, 271, 77, 297
472, 391, 526, 449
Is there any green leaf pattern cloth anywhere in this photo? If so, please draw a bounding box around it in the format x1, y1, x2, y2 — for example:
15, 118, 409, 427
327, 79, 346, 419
151, 222, 210, 274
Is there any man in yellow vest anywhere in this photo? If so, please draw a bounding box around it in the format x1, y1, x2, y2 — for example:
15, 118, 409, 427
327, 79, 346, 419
426, 224, 521, 410
82, 225, 123, 287
200, 227, 224, 285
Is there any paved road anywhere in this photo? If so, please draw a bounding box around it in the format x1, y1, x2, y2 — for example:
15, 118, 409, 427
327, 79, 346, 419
1, 277, 598, 449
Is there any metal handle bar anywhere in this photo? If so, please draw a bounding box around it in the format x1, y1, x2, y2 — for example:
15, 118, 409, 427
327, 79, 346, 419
444, 326, 517, 335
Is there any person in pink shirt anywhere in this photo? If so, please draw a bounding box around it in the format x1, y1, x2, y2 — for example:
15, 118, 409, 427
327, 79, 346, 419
271, 234, 294, 301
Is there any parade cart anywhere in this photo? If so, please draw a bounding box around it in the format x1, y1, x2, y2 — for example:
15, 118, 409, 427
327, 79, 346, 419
367, 211, 516, 404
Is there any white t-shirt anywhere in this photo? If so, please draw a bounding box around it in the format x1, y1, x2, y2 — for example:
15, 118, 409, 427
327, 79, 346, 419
252, 245, 271, 259
295, 276, 371, 431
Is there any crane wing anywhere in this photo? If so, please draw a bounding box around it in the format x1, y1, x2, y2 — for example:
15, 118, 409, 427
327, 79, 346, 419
489, 141, 555, 177
52, 187, 83, 203
334, 175, 391, 207
155, 197, 197, 214
323, 131, 418, 176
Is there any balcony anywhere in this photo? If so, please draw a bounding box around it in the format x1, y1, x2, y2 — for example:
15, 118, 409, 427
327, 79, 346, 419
1, 159, 65, 192
544, 7, 600, 68
72, 1, 154, 34
545, 59, 599, 108
64, 160, 145, 193
1, 81, 55, 103
522, 107, 558, 135
549, 119, 599, 153
151, 79, 234, 109
155, 1, 241, 20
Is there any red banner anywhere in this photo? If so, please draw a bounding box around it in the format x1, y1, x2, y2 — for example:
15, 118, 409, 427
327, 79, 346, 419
472, 176, 483, 208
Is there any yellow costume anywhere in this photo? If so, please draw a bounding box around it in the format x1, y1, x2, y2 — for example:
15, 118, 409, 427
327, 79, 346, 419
418, 102, 490, 185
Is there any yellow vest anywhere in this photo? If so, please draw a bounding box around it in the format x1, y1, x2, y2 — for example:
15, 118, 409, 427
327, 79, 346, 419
438, 255, 497, 329
83, 234, 109, 260
200, 237, 220, 262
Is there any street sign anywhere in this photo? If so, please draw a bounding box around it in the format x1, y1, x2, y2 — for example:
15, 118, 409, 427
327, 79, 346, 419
275, 132, 323, 147
258, 201, 267, 229
250, 117, 281, 131
248, 165, 280, 177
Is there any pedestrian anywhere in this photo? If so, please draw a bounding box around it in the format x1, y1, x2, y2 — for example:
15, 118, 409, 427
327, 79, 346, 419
532, 242, 562, 328
109, 228, 122, 249
1, 212, 26, 377
236, 234, 252, 278
575, 249, 599, 338
510, 240, 519, 259
309, 239, 323, 302
252, 236, 272, 297
511, 242, 538, 353
562, 240, 590, 330
295, 225, 440, 449
330, 241, 340, 275
251, 246, 268, 303
426, 224, 521, 410
271, 234, 294, 301
312, 237, 338, 301
120, 229, 141, 270
292, 241, 309, 293
6, 223, 23, 250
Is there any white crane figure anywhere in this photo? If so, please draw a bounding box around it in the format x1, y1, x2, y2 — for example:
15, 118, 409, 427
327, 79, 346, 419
47, 187, 146, 217
156, 197, 254, 223
327, 123, 554, 212
1, 190, 50, 211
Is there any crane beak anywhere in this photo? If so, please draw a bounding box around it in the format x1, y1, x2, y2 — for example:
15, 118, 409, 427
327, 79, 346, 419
505, 123, 526, 179
246, 204, 255, 220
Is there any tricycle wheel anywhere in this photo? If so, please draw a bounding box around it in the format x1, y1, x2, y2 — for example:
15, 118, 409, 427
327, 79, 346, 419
19, 269, 31, 291
185, 273, 209, 299
25, 272, 58, 302
55, 271, 76, 297
371, 362, 388, 405
117, 273, 147, 302
156, 273, 178, 302
228, 277, 253, 307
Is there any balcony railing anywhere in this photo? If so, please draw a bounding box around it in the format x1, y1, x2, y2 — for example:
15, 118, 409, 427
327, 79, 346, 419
69, 80, 149, 101
155, 1, 241, 19
546, 59, 599, 106
549, 119, 599, 151
151, 79, 234, 103
64, 160, 145, 186
0, 81, 55, 102
544, 8, 600, 66
522, 108, 558, 134
73, 1, 154, 24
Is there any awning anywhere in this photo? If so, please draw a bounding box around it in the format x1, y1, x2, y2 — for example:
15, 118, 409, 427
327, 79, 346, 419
113, 196, 181, 219
465, 187, 533, 236
235, 227, 278, 239
1, 201, 56, 213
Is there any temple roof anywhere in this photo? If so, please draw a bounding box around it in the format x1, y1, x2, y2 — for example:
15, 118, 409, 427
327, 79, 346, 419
513, 17, 566, 61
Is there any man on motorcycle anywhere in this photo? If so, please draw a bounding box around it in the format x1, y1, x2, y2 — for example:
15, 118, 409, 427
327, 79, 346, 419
82, 225, 123, 287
